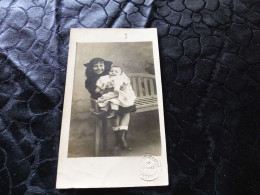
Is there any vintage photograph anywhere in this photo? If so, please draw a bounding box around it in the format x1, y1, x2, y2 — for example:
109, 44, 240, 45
68, 42, 161, 157
56, 29, 168, 188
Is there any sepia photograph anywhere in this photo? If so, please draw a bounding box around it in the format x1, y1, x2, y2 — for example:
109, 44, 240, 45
56, 29, 168, 188
68, 42, 161, 157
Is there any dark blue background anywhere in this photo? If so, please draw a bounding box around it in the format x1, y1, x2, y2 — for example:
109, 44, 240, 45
0, 0, 260, 194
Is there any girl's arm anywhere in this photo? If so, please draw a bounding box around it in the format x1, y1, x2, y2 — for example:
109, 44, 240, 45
85, 80, 96, 95
85, 79, 102, 99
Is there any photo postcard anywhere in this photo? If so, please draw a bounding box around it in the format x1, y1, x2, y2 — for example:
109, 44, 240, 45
56, 28, 168, 188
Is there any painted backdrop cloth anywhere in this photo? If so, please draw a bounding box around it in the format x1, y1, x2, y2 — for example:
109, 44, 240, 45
0, 0, 260, 195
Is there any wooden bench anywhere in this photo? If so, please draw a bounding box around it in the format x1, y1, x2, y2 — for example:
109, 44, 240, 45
128, 73, 158, 113
92, 73, 158, 156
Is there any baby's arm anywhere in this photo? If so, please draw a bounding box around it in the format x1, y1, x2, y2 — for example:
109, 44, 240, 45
96, 77, 107, 94
119, 73, 130, 91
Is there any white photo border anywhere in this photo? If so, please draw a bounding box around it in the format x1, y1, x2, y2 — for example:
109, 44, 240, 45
56, 28, 168, 189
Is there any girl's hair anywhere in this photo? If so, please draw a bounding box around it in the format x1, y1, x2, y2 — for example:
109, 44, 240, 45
84, 58, 112, 78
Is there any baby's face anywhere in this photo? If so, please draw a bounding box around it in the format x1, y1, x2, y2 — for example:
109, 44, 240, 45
109, 67, 121, 76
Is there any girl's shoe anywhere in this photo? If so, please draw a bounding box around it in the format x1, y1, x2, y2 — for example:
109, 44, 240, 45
119, 130, 128, 150
114, 131, 121, 147
113, 131, 121, 155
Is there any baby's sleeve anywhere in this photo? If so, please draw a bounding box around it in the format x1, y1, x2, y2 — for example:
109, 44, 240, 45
96, 77, 104, 89
122, 72, 130, 84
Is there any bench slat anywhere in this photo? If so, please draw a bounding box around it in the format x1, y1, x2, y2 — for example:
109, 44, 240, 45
138, 77, 143, 97
135, 106, 158, 113
135, 96, 157, 99
149, 78, 155, 95
132, 77, 138, 96
136, 102, 158, 109
144, 78, 149, 96
136, 101, 156, 104
127, 73, 156, 79
135, 96, 157, 100
135, 99, 157, 104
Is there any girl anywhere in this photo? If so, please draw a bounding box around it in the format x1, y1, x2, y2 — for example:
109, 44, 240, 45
84, 58, 136, 151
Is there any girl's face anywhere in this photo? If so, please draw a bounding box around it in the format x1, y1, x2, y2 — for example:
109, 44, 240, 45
93, 61, 105, 74
109, 67, 121, 77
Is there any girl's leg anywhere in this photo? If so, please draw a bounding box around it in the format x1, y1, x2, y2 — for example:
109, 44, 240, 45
111, 116, 121, 150
118, 112, 131, 149
111, 116, 120, 131
118, 113, 130, 130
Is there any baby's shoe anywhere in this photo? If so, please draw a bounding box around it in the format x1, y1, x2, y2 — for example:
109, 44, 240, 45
106, 110, 117, 119
89, 108, 105, 117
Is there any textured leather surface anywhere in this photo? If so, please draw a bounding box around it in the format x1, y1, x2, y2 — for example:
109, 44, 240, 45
0, 0, 260, 194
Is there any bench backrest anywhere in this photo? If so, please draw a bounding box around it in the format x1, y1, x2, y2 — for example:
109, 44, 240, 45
127, 73, 157, 97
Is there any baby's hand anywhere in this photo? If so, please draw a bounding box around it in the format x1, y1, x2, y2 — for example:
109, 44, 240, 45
120, 84, 127, 91
95, 87, 101, 93
114, 89, 119, 95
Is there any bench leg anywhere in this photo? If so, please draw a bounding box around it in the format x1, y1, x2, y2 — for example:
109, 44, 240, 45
95, 118, 101, 156
95, 118, 108, 156
102, 119, 107, 155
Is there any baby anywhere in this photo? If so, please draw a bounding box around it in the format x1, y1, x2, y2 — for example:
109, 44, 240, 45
95, 66, 136, 118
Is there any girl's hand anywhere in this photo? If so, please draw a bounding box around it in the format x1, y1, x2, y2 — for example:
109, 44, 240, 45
107, 81, 113, 88
99, 90, 105, 95
95, 87, 101, 93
